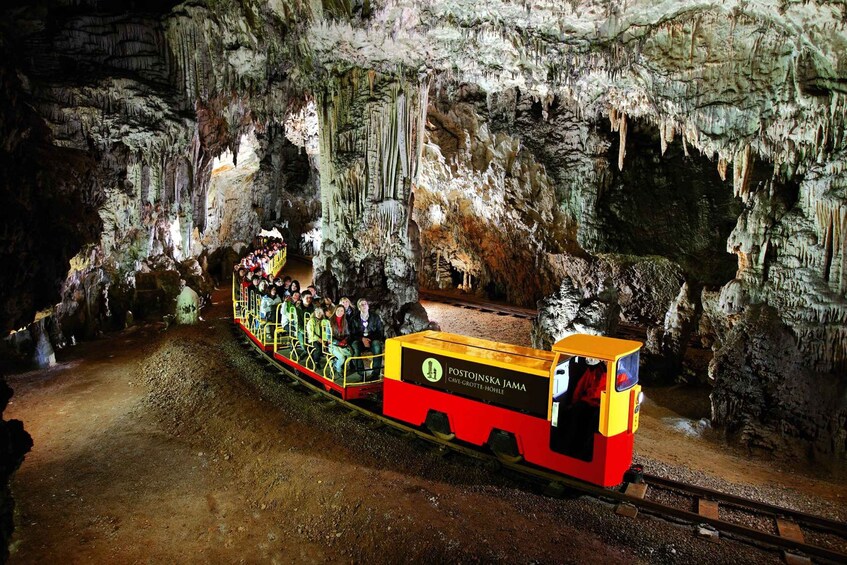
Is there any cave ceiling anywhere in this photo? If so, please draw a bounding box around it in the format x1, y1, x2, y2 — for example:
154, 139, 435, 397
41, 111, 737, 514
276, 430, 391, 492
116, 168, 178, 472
1, 0, 845, 326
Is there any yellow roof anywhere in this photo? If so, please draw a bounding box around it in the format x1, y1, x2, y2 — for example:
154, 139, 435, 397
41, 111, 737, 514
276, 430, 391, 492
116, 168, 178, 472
391, 330, 556, 374
551, 334, 641, 360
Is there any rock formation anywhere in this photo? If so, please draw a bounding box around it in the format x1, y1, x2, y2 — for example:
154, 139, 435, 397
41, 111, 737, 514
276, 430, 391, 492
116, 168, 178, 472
0, 0, 843, 483
313, 70, 429, 329
0, 377, 33, 562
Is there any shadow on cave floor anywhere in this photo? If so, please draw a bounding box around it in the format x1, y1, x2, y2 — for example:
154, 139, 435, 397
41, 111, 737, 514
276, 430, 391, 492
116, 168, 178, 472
642, 384, 712, 422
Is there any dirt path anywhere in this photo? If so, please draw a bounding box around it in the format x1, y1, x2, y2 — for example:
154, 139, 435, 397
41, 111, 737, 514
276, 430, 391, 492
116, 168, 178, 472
4, 281, 844, 563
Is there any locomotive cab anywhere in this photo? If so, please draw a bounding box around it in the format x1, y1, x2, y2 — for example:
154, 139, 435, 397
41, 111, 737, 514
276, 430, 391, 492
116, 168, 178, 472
549, 335, 643, 463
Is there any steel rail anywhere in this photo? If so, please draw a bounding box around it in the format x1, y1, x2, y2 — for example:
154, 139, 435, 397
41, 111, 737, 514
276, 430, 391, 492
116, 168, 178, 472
233, 324, 846, 563
643, 473, 847, 536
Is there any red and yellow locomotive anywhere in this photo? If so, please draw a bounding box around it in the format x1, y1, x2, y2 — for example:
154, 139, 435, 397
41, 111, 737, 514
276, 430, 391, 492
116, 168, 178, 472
383, 331, 642, 487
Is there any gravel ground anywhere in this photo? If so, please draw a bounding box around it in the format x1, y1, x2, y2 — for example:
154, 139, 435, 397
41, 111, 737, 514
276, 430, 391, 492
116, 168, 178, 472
633, 454, 847, 525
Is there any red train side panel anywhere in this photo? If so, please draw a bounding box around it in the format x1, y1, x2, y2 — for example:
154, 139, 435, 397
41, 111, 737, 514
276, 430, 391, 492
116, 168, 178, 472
237, 320, 381, 400
383, 378, 633, 487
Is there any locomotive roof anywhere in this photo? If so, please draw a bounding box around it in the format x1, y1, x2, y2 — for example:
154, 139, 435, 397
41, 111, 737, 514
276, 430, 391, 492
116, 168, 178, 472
391, 330, 556, 375
551, 334, 642, 360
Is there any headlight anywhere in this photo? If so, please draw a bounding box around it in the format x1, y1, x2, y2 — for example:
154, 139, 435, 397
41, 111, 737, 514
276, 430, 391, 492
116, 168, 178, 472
637, 391, 644, 405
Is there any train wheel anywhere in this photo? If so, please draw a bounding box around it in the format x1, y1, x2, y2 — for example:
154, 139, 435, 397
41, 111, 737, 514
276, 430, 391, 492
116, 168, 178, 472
431, 429, 455, 442
488, 429, 522, 464
492, 449, 523, 464
425, 411, 454, 441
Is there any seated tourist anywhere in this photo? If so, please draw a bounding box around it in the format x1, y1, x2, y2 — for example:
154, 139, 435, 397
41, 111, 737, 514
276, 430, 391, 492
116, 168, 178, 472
350, 298, 385, 372
305, 306, 325, 367
289, 280, 301, 296
283, 291, 300, 332
306, 285, 319, 300
329, 305, 353, 378
339, 296, 356, 325
295, 291, 316, 350
260, 286, 281, 321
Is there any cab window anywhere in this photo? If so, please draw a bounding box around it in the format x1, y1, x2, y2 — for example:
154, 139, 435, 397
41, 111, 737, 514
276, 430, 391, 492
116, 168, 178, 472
615, 352, 639, 392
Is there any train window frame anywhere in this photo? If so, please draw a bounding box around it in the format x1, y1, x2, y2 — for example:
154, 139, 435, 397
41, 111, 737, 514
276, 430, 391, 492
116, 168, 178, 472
615, 351, 640, 392
551, 355, 572, 402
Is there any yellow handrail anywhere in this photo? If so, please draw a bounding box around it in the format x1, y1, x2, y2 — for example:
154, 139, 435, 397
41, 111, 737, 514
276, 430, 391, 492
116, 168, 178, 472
232, 274, 239, 320
342, 353, 385, 387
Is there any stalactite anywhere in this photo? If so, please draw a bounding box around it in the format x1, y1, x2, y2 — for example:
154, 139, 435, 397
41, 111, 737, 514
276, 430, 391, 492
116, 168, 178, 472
608, 108, 626, 171
717, 157, 728, 182
733, 144, 752, 201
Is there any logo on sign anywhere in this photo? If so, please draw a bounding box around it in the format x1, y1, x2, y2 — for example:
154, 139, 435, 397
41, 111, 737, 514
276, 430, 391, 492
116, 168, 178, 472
422, 357, 443, 382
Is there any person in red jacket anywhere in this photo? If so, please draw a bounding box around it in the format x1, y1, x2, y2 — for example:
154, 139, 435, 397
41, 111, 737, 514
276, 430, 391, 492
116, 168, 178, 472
554, 357, 607, 460
572, 358, 606, 407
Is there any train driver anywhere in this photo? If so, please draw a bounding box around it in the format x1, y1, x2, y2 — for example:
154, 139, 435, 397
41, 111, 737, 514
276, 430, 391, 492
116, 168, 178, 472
572, 357, 606, 408
555, 357, 607, 460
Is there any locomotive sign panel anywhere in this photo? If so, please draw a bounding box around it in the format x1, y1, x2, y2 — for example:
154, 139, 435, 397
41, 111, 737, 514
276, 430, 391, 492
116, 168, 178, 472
401, 346, 550, 419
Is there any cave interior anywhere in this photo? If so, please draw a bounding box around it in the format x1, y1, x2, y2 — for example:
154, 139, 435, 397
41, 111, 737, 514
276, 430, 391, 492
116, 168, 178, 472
0, 0, 846, 559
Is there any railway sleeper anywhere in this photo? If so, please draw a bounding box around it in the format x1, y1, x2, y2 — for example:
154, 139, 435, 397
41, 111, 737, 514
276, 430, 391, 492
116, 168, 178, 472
543, 481, 568, 498
782, 552, 812, 565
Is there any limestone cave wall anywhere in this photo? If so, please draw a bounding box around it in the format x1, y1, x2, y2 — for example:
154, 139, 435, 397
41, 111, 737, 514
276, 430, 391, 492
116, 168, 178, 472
313, 70, 429, 330
0, 0, 324, 343
0, 0, 844, 475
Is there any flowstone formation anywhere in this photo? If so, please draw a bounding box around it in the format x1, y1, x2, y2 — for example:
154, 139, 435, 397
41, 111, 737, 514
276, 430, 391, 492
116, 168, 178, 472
309, 0, 847, 455
313, 70, 429, 330
0, 0, 845, 462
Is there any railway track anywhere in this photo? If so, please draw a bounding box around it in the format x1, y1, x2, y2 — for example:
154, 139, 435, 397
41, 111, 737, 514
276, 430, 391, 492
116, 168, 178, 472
419, 289, 649, 342
419, 289, 538, 319
234, 325, 846, 564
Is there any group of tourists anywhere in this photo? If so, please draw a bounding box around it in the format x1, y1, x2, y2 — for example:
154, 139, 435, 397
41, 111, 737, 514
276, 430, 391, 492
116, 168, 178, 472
234, 239, 385, 379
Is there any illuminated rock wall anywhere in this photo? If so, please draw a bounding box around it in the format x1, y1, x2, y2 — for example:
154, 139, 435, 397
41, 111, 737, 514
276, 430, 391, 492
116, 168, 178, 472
314, 70, 429, 328
0, 0, 845, 455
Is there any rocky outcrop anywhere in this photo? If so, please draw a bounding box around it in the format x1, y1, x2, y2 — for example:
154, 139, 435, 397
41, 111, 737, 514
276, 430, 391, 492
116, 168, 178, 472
0, 378, 33, 563
313, 70, 428, 329
416, 86, 572, 306
710, 305, 846, 457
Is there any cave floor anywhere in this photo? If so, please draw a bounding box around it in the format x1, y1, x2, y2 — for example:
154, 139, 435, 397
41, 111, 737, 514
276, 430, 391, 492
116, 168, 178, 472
5, 285, 846, 563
